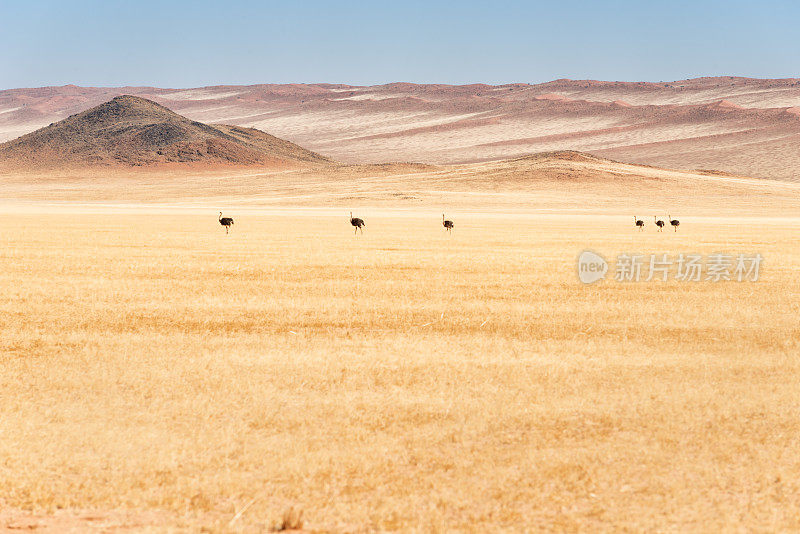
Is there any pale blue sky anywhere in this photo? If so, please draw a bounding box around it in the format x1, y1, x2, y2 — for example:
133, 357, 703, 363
1, 0, 798, 89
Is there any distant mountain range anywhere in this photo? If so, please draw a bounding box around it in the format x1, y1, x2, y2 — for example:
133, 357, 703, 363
1, 78, 799, 179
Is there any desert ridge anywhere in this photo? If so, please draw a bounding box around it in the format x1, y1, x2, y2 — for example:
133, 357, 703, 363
3, 77, 800, 180
0, 95, 332, 170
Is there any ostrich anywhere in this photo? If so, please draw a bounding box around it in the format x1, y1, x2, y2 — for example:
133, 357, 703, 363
669, 214, 680, 232
655, 216, 665, 232
442, 214, 454, 233
218, 212, 234, 234
634, 216, 645, 231
349, 212, 365, 234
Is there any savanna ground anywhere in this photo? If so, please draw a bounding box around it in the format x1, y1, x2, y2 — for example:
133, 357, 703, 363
2, 206, 800, 532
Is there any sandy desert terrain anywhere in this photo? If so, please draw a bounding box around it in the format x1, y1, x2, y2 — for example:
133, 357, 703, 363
3, 77, 800, 180
4, 151, 800, 217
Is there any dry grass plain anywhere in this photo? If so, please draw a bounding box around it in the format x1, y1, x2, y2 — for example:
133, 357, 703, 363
2, 207, 800, 532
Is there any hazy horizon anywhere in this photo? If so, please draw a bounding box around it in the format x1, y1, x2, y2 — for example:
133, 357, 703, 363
5, 74, 800, 92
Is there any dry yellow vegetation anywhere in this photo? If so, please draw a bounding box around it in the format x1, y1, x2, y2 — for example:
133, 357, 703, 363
2, 210, 800, 531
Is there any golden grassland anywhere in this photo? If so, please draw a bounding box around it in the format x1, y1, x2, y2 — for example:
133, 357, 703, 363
2, 211, 800, 531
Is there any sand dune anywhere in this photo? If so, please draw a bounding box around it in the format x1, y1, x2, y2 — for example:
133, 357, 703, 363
3, 150, 799, 218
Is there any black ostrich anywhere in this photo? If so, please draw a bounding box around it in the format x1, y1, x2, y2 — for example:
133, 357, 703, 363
634, 216, 645, 231
655, 215, 665, 232
349, 212, 365, 234
669, 214, 680, 232
442, 214, 454, 233
218, 212, 234, 234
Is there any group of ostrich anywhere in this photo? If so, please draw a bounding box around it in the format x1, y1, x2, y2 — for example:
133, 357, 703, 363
634, 215, 680, 232
346, 212, 453, 235
218, 212, 455, 234
220, 211, 680, 234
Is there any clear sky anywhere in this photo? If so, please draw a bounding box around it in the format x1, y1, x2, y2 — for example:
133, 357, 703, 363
1, 0, 798, 89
